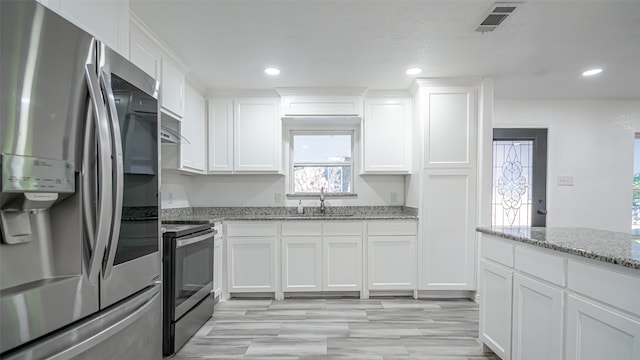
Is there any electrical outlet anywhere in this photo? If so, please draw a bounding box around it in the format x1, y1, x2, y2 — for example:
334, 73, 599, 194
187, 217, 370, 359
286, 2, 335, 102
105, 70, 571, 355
557, 176, 575, 186
274, 192, 283, 203
390, 192, 398, 203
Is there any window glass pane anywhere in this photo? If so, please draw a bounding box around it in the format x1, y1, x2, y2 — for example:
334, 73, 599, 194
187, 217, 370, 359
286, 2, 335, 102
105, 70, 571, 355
491, 140, 533, 226
293, 166, 352, 193
293, 135, 351, 163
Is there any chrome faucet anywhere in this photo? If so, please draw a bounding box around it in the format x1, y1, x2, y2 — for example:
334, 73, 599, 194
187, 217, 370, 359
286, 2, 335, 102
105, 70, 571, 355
319, 187, 326, 215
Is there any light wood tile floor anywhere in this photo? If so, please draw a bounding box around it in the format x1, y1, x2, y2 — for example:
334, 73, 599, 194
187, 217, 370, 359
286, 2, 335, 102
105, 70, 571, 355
172, 298, 500, 360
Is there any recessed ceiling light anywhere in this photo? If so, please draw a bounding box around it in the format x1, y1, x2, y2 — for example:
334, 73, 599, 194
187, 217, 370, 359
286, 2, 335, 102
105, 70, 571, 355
406, 67, 423, 75
582, 68, 602, 77
265, 67, 280, 75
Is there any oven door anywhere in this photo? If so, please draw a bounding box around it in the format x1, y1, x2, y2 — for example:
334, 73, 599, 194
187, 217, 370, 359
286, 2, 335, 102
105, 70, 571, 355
174, 230, 215, 320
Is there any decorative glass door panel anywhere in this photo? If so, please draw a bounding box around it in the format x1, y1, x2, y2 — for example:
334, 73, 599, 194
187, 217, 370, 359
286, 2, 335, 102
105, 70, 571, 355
492, 140, 533, 226
492, 129, 547, 227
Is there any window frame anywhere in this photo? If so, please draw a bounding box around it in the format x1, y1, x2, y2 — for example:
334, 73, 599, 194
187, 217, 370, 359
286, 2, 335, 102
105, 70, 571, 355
288, 129, 355, 196
633, 134, 640, 232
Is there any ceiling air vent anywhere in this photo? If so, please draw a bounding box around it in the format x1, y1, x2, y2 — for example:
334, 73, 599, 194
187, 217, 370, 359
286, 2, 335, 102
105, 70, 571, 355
476, 2, 520, 33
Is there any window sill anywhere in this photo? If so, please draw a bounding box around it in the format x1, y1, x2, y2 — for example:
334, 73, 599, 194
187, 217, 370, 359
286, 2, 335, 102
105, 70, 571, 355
286, 193, 358, 199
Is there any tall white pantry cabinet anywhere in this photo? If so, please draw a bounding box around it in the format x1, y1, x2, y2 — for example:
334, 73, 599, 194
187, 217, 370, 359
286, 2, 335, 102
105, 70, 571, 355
411, 79, 492, 293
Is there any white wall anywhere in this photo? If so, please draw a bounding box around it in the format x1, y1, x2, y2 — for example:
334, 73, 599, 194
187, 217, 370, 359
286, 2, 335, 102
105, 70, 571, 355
188, 174, 405, 207
493, 99, 640, 232
160, 171, 192, 209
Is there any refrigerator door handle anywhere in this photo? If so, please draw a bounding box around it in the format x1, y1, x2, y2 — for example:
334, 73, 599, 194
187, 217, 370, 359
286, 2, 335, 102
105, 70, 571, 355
84, 63, 114, 284
99, 69, 124, 279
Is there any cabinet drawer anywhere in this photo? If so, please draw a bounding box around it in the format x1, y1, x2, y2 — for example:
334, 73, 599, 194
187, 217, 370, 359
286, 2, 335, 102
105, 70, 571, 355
481, 235, 514, 268
323, 222, 362, 236
568, 259, 640, 316
226, 222, 277, 237
367, 220, 417, 236
515, 245, 566, 286
282, 221, 322, 236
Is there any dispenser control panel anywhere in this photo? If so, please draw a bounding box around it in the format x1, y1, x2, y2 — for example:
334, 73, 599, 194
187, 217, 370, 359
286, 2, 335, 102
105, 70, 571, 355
1, 154, 74, 193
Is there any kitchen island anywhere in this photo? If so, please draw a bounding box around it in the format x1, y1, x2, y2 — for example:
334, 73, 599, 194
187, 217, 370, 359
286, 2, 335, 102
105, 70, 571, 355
476, 226, 640, 360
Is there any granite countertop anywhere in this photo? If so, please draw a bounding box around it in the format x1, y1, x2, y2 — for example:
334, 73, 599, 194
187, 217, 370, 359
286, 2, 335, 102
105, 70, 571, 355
161, 206, 418, 223
162, 214, 417, 222
477, 226, 640, 270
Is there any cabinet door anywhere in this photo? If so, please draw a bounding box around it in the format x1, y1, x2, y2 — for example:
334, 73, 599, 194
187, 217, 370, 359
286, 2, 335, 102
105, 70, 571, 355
234, 98, 281, 172
421, 169, 476, 290
479, 259, 513, 360
227, 237, 276, 292
566, 294, 640, 360
129, 25, 161, 80
423, 86, 477, 169
161, 59, 185, 119
208, 99, 234, 172
324, 236, 362, 291
281, 237, 322, 292
281, 95, 363, 117
512, 273, 563, 360
367, 235, 416, 290
39, 0, 129, 58
363, 97, 411, 173
213, 238, 222, 297
180, 84, 206, 173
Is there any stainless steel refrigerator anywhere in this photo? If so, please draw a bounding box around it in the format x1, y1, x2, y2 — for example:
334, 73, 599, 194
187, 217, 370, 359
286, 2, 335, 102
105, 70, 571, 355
1, 1, 162, 358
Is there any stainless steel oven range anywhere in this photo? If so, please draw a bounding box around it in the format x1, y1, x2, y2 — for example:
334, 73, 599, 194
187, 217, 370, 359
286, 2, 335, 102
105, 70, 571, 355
162, 222, 216, 356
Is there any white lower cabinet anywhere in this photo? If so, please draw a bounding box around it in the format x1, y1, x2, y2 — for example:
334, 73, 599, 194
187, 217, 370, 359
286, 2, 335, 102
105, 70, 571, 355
480, 234, 640, 360
281, 221, 362, 293
281, 237, 322, 292
479, 259, 513, 360
226, 222, 277, 293
366, 220, 417, 291
367, 235, 416, 290
511, 273, 563, 360
227, 238, 276, 292
324, 236, 362, 291
566, 295, 640, 360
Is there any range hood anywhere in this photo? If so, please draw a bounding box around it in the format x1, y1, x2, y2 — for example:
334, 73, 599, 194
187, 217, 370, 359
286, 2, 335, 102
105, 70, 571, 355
160, 126, 190, 144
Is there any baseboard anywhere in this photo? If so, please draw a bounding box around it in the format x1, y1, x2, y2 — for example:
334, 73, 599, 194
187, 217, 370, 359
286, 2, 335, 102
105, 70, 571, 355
417, 290, 476, 300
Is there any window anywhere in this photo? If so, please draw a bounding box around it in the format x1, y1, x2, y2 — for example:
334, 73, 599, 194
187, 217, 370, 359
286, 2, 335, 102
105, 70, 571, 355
290, 131, 353, 194
632, 134, 640, 233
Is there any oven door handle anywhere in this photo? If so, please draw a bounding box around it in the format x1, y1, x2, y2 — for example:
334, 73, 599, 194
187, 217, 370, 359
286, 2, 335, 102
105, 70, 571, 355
176, 231, 215, 248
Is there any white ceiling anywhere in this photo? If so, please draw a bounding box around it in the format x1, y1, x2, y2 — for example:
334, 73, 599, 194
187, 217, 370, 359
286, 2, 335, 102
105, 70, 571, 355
130, 0, 640, 99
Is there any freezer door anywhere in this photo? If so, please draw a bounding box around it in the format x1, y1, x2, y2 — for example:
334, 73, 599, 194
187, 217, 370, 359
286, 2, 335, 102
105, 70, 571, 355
2, 285, 162, 360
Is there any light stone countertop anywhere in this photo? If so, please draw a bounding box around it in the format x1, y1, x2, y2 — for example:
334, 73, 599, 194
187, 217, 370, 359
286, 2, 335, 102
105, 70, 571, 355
162, 214, 417, 223
477, 226, 640, 270
161, 206, 418, 223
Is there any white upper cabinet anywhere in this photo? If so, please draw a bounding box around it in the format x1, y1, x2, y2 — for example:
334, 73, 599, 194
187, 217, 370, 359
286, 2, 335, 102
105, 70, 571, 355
129, 22, 161, 80
179, 84, 207, 173
234, 98, 281, 172
208, 99, 234, 172
281, 95, 363, 117
423, 85, 477, 169
160, 59, 185, 119
362, 96, 411, 173
38, 0, 129, 58
207, 97, 281, 173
